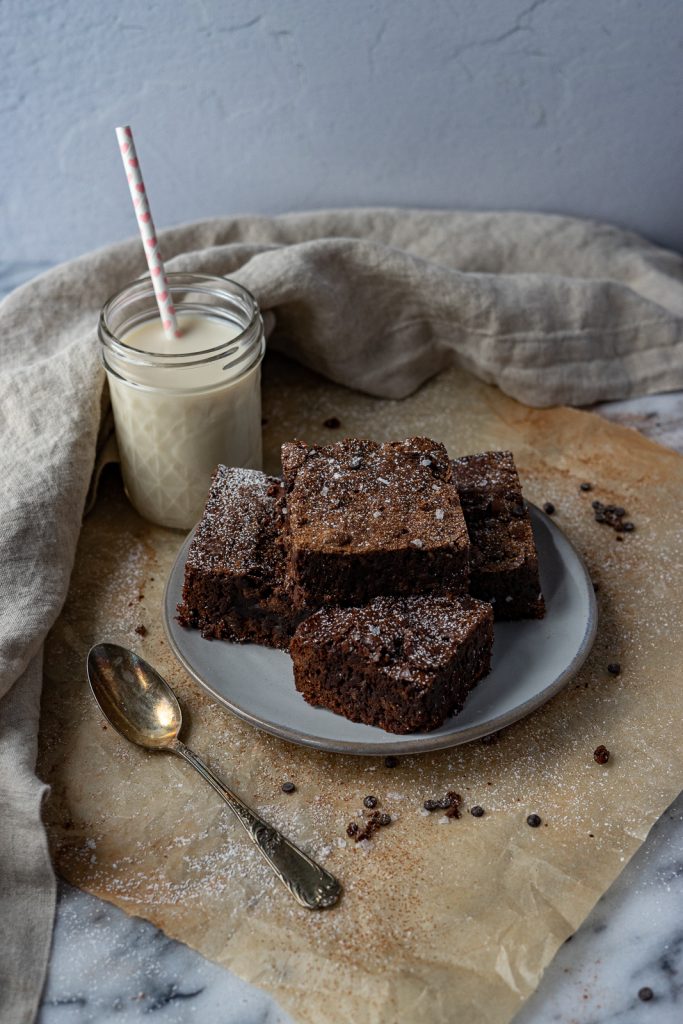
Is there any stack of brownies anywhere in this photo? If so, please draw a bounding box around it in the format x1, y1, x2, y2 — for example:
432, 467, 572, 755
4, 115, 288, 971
177, 437, 544, 734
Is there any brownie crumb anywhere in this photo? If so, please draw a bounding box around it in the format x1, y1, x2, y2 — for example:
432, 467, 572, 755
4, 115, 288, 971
579, 482, 593, 492
593, 745, 610, 765
607, 662, 621, 676
281, 781, 296, 793
134, 625, 147, 637
470, 805, 485, 818
543, 502, 555, 515
384, 755, 399, 768
638, 987, 654, 1002
349, 810, 392, 842
363, 795, 378, 809
527, 813, 542, 828
323, 416, 341, 429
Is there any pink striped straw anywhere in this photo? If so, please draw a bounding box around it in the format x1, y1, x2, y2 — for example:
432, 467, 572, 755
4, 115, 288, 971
115, 125, 180, 340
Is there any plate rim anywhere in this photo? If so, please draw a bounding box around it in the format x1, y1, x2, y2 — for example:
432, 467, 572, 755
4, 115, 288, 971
162, 503, 598, 756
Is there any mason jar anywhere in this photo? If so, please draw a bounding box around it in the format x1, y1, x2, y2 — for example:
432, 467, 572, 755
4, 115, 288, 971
99, 273, 265, 529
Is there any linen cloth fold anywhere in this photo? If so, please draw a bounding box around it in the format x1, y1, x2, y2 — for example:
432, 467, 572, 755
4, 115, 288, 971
1, 208, 682, 1023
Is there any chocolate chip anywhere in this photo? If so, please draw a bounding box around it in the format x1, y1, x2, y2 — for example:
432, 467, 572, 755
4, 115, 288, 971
527, 814, 542, 828
622, 521, 635, 532
349, 455, 363, 470
363, 795, 378, 809
281, 781, 296, 793
613, 506, 625, 517
616, 534, 624, 541
384, 755, 399, 768
592, 499, 604, 510
470, 805, 485, 817
638, 987, 654, 1002
592, 581, 600, 592
134, 624, 147, 637
593, 745, 610, 765
594, 512, 606, 522
423, 799, 440, 812
580, 482, 592, 491
378, 813, 391, 826
543, 502, 555, 515
480, 732, 500, 745
607, 662, 621, 675
346, 822, 359, 837
323, 417, 341, 429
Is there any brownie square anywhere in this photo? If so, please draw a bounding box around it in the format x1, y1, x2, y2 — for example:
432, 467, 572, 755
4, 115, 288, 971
290, 595, 493, 734
450, 451, 545, 620
281, 437, 470, 605
177, 466, 305, 649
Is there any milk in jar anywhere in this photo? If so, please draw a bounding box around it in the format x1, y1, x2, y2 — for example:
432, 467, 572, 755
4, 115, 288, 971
99, 274, 265, 529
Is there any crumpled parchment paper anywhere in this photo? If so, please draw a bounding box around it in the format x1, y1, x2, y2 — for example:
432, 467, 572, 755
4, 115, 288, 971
38, 355, 683, 1024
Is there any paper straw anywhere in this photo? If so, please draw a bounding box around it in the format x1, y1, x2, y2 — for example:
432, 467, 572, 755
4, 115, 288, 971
115, 125, 179, 339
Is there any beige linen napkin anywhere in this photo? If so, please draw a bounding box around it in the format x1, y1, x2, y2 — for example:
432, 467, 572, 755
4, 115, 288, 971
1, 208, 682, 1023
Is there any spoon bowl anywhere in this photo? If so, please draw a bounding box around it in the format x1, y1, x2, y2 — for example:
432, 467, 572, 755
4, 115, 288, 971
88, 643, 182, 749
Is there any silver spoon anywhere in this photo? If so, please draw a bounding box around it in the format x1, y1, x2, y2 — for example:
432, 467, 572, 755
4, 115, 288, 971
87, 643, 341, 910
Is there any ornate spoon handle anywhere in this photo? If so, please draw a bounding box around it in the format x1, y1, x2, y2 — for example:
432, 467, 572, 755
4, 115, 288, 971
173, 740, 341, 910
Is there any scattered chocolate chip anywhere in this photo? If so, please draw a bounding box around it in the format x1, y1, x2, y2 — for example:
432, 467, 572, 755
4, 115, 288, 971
607, 662, 621, 676
470, 805, 485, 818
424, 799, 440, 812
613, 506, 625, 517
346, 822, 359, 837
638, 987, 654, 1002
616, 534, 624, 542
384, 755, 399, 768
480, 732, 500, 745
281, 781, 296, 793
543, 502, 555, 515
622, 521, 635, 532
593, 745, 610, 765
527, 813, 542, 828
323, 416, 341, 429
594, 512, 606, 522
363, 795, 378, 809
592, 499, 604, 510
580, 482, 593, 492
378, 813, 391, 826
349, 456, 362, 470
134, 625, 147, 637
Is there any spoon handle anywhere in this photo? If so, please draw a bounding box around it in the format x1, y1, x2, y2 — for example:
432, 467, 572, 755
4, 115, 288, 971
172, 740, 341, 910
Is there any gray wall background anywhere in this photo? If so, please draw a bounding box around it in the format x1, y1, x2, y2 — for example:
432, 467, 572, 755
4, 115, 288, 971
2, 0, 682, 266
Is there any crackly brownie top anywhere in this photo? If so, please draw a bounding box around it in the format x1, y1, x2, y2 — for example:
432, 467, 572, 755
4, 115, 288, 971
186, 466, 285, 578
469, 517, 537, 571
294, 595, 492, 683
281, 437, 468, 553
451, 451, 526, 521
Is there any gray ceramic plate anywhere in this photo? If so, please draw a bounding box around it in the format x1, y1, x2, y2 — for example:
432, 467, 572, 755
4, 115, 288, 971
163, 505, 597, 755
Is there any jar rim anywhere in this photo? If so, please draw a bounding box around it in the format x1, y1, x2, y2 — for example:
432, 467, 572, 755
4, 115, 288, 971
98, 272, 261, 364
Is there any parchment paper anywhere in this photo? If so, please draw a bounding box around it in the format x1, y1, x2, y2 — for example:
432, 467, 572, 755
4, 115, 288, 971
38, 354, 683, 1024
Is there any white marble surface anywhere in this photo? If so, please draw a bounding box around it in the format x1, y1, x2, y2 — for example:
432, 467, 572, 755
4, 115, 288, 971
2, 262, 681, 1024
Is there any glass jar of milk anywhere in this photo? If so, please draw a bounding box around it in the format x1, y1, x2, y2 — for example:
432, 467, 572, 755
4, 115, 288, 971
99, 273, 265, 530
